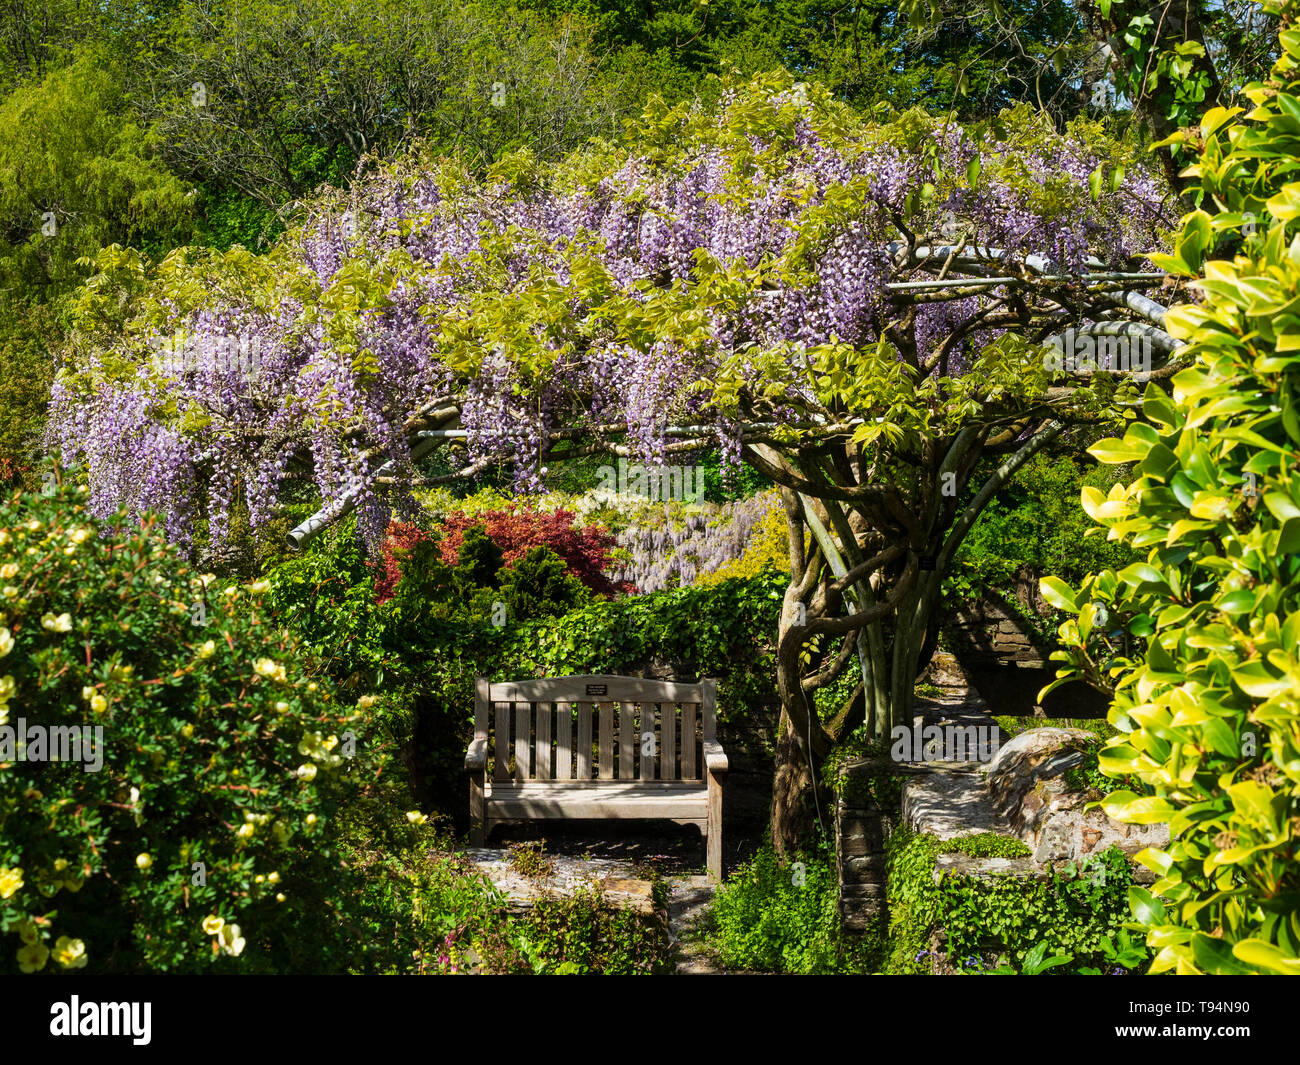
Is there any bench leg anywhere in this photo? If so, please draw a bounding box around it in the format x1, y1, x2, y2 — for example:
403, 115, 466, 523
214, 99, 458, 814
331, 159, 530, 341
469, 771, 485, 847
706, 772, 723, 882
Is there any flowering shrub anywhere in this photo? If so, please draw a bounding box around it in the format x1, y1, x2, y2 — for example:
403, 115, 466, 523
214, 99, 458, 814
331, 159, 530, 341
694, 492, 791, 588
611, 492, 784, 593
0, 470, 383, 973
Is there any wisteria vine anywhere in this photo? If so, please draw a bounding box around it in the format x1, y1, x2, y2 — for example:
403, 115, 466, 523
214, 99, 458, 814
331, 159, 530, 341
46, 76, 1174, 551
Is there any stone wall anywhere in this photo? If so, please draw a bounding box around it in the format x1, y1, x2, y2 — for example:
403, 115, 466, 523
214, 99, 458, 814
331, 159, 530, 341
942, 568, 1110, 718
984, 728, 1167, 864
946, 595, 1046, 666
834, 759, 908, 931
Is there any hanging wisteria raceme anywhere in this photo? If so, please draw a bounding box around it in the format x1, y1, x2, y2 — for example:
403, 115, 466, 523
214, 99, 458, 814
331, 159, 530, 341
47, 75, 1175, 550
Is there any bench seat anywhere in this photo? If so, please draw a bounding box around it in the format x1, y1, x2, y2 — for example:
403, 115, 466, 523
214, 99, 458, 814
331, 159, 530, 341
467, 675, 727, 880
485, 781, 709, 821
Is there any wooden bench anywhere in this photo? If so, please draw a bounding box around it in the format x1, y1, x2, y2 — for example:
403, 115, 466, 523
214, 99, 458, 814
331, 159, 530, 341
466, 675, 728, 881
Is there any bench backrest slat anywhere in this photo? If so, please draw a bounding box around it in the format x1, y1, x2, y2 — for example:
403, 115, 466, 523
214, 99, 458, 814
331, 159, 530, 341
493, 700, 511, 782
576, 702, 592, 778
556, 701, 572, 780
536, 701, 552, 780
514, 703, 531, 782
682, 702, 697, 778
640, 702, 656, 780
662, 701, 676, 781
619, 702, 634, 779
475, 676, 715, 783
598, 702, 614, 779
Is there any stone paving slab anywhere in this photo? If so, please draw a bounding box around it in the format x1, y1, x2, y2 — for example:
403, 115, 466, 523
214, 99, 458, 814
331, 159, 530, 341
463, 848, 723, 972
901, 766, 1013, 839
464, 848, 659, 913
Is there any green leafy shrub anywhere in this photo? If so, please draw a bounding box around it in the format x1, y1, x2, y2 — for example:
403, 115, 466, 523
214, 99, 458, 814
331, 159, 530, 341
1041, 5, 1300, 975
498, 546, 591, 620
946, 452, 1135, 606
351, 836, 673, 975
942, 833, 1032, 859
710, 844, 877, 973
0, 472, 392, 973
516, 886, 675, 975
884, 829, 1142, 974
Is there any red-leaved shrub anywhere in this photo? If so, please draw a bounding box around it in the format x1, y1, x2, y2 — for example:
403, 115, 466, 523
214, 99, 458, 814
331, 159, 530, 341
372, 520, 431, 604
437, 508, 627, 597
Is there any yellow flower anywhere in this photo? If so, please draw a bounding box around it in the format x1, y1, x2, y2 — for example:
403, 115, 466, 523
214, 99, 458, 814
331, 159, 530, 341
180, 723, 194, 739
218, 923, 245, 956
248, 579, 271, 594
406, 811, 428, 825
223, 586, 238, 598
40, 612, 72, 633
53, 858, 69, 872
0, 628, 12, 657
26, 520, 40, 531
357, 694, 378, 708
0, 563, 16, 579
267, 871, 280, 884
197, 639, 216, 659
2, 586, 16, 599
304, 814, 317, 828
90, 694, 107, 714
275, 893, 286, 903
254, 658, 286, 683
135, 853, 152, 870
254, 874, 265, 883
274, 700, 289, 714
0, 866, 22, 899
17, 942, 48, 973
69, 528, 90, 544
202, 915, 224, 935
14, 920, 39, 945
0, 675, 13, 701
81, 685, 95, 701
236, 823, 255, 839
52, 936, 87, 969
295, 763, 317, 782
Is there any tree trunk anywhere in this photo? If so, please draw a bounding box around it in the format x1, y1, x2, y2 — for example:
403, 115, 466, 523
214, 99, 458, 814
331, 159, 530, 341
769, 704, 821, 856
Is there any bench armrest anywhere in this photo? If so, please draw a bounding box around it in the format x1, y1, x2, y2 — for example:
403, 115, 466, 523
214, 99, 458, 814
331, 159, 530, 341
465, 738, 487, 773
704, 740, 728, 774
